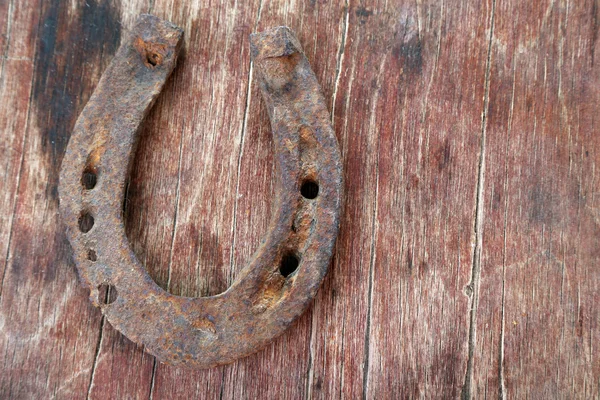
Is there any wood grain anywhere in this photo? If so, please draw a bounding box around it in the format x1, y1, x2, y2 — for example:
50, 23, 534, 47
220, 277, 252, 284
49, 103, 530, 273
471, 0, 600, 398
360, 0, 493, 397
0, 0, 121, 397
0, 0, 598, 398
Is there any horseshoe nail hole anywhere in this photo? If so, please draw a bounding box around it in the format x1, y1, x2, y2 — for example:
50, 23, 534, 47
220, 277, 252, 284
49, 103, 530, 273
78, 211, 94, 233
134, 38, 165, 68
87, 249, 97, 262
146, 53, 159, 66
98, 284, 117, 305
301, 180, 319, 199
81, 167, 97, 190
280, 253, 300, 278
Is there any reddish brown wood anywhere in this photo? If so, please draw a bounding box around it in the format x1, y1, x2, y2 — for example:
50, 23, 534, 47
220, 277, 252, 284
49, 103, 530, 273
471, 0, 600, 398
361, 1, 494, 397
0, 0, 119, 398
0, 0, 598, 398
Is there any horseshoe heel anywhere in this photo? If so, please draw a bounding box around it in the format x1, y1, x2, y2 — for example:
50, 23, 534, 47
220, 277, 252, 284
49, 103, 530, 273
59, 15, 342, 368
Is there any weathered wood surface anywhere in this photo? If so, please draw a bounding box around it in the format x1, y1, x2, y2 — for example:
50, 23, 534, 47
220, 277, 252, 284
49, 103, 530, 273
0, 0, 598, 398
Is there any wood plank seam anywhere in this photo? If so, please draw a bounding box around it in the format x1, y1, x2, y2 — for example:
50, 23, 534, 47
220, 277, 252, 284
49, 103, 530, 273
461, 0, 497, 399
86, 316, 106, 399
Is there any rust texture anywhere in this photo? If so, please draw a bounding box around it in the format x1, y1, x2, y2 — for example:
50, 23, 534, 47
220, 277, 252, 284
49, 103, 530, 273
58, 14, 342, 368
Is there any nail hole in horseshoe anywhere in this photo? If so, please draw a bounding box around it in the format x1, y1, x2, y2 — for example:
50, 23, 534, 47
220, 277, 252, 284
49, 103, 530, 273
82, 166, 97, 190
133, 38, 165, 68
300, 180, 319, 199
98, 283, 118, 305
147, 53, 159, 66
280, 253, 300, 277
87, 249, 97, 262
78, 211, 94, 233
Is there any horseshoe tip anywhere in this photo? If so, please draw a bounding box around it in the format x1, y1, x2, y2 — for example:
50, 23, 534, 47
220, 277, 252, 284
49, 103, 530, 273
134, 14, 184, 48
129, 15, 184, 70
249, 26, 303, 61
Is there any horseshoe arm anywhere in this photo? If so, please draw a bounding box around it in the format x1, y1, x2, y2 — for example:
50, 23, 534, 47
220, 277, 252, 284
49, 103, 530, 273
59, 15, 342, 368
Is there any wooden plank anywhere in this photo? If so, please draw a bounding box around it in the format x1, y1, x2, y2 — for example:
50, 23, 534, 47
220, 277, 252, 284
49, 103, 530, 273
1, 0, 599, 398
0, 0, 124, 398
471, 0, 600, 398
358, 0, 494, 397
0, 0, 41, 292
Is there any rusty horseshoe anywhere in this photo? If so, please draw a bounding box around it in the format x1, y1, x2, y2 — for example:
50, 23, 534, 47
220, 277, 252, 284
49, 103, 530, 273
58, 15, 342, 368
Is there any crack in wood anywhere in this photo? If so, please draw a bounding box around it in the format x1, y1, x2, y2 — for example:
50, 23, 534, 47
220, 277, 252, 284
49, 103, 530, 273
227, 0, 264, 287
87, 311, 106, 400
461, 1, 496, 399
148, 358, 157, 400
166, 126, 186, 293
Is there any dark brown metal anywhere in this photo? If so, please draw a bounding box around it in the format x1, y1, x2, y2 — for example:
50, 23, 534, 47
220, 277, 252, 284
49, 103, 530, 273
59, 14, 342, 368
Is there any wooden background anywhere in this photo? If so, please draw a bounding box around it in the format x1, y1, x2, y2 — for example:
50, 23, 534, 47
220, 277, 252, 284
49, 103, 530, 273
1, 0, 599, 398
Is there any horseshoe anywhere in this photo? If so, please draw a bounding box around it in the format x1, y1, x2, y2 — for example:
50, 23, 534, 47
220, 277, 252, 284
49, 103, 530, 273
58, 14, 342, 368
